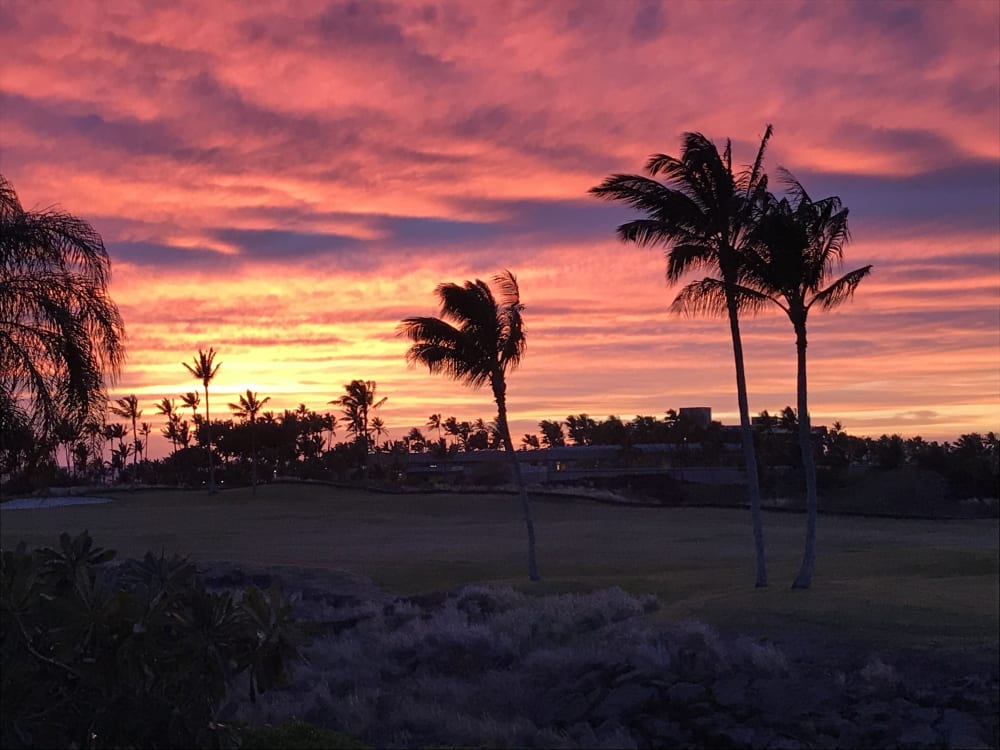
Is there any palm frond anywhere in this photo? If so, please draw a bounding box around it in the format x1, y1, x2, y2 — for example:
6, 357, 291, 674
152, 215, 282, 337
669, 277, 775, 318
809, 265, 873, 311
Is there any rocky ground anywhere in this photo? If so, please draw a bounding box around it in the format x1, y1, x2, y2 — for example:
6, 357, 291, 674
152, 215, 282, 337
203, 562, 999, 749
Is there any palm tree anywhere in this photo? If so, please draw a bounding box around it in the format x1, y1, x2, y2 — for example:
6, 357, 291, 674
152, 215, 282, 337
398, 269, 540, 581
677, 174, 871, 588
0, 174, 126, 465
229, 389, 271, 494
139, 422, 151, 462
331, 380, 386, 470
183, 348, 221, 492
155, 398, 179, 454
426, 413, 444, 444
590, 126, 773, 587
181, 391, 201, 422
371, 416, 388, 445
109, 395, 142, 479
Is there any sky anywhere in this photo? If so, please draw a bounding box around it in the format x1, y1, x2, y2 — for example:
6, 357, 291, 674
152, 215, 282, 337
2, 0, 998, 458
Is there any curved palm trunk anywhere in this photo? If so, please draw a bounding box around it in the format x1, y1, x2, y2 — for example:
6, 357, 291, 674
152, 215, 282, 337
725, 291, 768, 587
493, 380, 540, 582
792, 320, 818, 589
205, 385, 215, 493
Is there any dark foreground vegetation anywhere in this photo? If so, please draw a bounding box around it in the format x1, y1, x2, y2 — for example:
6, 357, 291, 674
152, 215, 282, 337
3, 529, 996, 749
0, 532, 305, 749
214, 562, 998, 749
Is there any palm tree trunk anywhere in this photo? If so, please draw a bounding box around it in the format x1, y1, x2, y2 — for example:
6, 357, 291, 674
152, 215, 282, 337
205, 385, 215, 493
792, 320, 818, 589
494, 382, 540, 582
250, 420, 258, 495
726, 293, 768, 587
130, 415, 138, 487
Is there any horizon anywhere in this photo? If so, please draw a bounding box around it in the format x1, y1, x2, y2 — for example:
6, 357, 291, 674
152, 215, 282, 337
3, 0, 998, 459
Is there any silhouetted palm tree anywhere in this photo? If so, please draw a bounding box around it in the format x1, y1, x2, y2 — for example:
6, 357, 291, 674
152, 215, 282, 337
371, 416, 388, 445
426, 413, 443, 443
229, 389, 272, 494
677, 174, 871, 588
332, 380, 386, 469
183, 349, 221, 492
155, 398, 179, 454
0, 174, 126, 457
180, 391, 201, 422
591, 126, 773, 587
139, 422, 151, 462
399, 270, 540, 581
109, 395, 142, 479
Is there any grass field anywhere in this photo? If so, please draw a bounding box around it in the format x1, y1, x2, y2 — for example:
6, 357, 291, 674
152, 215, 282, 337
2, 483, 997, 648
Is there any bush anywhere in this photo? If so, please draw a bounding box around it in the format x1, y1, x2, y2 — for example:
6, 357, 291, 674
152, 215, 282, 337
0, 531, 307, 749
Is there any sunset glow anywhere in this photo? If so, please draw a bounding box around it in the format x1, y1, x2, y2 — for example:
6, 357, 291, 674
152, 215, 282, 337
3, 0, 998, 457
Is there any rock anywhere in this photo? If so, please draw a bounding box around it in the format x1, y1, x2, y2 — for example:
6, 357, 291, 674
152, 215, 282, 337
715, 724, 758, 747
936, 708, 988, 749
748, 677, 801, 718
548, 690, 593, 725
667, 681, 705, 706
898, 723, 939, 748
637, 717, 687, 746
592, 682, 658, 723
711, 674, 748, 708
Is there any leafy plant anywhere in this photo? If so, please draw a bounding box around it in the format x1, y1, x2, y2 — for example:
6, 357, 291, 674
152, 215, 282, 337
0, 531, 307, 749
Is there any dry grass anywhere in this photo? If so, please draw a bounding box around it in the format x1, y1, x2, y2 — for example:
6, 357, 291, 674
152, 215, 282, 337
2, 483, 997, 646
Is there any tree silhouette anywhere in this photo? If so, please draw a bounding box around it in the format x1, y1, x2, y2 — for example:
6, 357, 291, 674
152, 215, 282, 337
332, 380, 386, 472
109, 395, 142, 480
155, 398, 179, 454
229, 389, 271, 494
182, 349, 221, 492
676, 174, 871, 588
591, 126, 774, 587
139, 422, 151, 462
0, 174, 126, 470
180, 391, 201, 422
398, 270, 540, 581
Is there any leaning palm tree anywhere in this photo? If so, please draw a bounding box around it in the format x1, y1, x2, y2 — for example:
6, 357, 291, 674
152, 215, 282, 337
398, 269, 540, 581
109, 394, 142, 479
183, 348, 221, 492
676, 174, 871, 588
0, 174, 126, 464
229, 389, 271, 494
590, 126, 773, 587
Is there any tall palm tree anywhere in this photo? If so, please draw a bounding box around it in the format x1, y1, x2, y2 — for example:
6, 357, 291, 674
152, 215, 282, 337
676, 174, 871, 588
109, 394, 142, 479
183, 348, 221, 492
139, 422, 151, 462
0, 174, 126, 464
331, 380, 386, 469
229, 389, 271, 494
590, 126, 773, 587
426, 413, 444, 444
398, 270, 540, 581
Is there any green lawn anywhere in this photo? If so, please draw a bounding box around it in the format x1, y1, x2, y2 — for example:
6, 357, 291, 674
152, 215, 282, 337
2, 483, 997, 647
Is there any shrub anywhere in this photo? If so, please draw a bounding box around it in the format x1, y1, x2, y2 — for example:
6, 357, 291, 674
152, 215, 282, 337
0, 531, 307, 749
